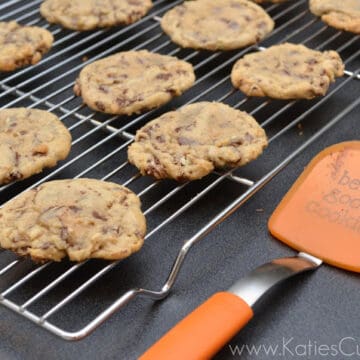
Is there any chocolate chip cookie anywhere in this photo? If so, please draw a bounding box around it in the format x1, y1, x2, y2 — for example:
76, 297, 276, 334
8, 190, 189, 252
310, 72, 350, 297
0, 21, 53, 72
310, 0, 360, 34
40, 0, 153, 31
74, 50, 195, 115
128, 102, 268, 181
231, 43, 344, 100
160, 0, 274, 51
0, 178, 146, 262
0, 108, 71, 185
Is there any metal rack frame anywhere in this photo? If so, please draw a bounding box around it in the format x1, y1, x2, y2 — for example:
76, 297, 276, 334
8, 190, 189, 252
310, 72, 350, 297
0, 0, 359, 340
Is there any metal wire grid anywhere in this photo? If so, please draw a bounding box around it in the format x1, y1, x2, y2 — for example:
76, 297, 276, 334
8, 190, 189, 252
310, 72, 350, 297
0, 0, 359, 340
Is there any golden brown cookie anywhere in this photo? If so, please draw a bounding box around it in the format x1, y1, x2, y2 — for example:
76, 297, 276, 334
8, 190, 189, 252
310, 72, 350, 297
128, 102, 268, 181
310, 0, 360, 34
74, 50, 195, 115
0, 178, 146, 262
160, 0, 274, 51
231, 43, 344, 100
40, 0, 153, 31
0, 108, 71, 185
0, 21, 53, 72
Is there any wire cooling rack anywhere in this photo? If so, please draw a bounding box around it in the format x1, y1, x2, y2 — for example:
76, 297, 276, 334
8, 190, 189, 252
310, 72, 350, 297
0, 0, 359, 340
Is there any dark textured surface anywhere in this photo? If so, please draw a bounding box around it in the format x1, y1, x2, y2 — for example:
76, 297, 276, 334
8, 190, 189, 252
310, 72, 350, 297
0, 107, 359, 360
0, 0, 359, 359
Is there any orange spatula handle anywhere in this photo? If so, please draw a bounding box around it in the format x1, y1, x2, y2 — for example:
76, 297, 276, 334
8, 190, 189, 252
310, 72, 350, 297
140, 292, 253, 360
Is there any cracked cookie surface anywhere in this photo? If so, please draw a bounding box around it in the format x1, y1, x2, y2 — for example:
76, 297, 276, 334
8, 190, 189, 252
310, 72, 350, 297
0, 178, 146, 262
0, 21, 53, 72
231, 43, 344, 100
40, 0, 153, 31
160, 0, 274, 51
0, 108, 71, 185
310, 0, 360, 34
128, 102, 268, 181
74, 50, 195, 115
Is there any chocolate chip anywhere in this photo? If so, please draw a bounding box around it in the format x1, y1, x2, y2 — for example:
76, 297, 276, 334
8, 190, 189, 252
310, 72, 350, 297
135, 230, 144, 238
219, 18, 239, 30
95, 101, 106, 112
128, 0, 142, 5
230, 139, 243, 146
92, 211, 107, 221
306, 58, 318, 65
69, 205, 81, 212
41, 242, 52, 250
176, 175, 189, 183
156, 135, 165, 143
19, 246, 29, 253
156, 73, 172, 80
166, 88, 177, 96
174, 122, 196, 133
99, 85, 109, 93
146, 156, 167, 178
178, 136, 198, 145
9, 171, 23, 180
282, 69, 291, 76
14, 152, 20, 166
257, 21, 267, 29
176, 69, 189, 75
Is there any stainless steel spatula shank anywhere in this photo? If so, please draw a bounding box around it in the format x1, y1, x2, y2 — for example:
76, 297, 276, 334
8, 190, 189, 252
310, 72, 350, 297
229, 252, 322, 307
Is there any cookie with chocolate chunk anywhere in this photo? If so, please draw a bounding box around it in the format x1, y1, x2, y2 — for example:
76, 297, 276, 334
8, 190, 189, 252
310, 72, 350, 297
231, 43, 344, 99
310, 0, 360, 34
0, 21, 53, 72
0, 178, 146, 262
128, 102, 267, 181
40, 0, 153, 31
160, 0, 274, 51
0, 108, 71, 185
74, 50, 195, 115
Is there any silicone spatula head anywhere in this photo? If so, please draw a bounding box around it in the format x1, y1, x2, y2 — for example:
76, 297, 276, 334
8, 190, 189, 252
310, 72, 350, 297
269, 141, 360, 273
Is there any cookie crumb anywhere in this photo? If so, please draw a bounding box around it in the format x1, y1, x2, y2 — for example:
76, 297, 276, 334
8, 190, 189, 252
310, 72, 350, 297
297, 123, 304, 136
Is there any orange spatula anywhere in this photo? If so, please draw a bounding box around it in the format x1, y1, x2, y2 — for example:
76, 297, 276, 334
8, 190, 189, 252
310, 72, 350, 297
141, 141, 360, 360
